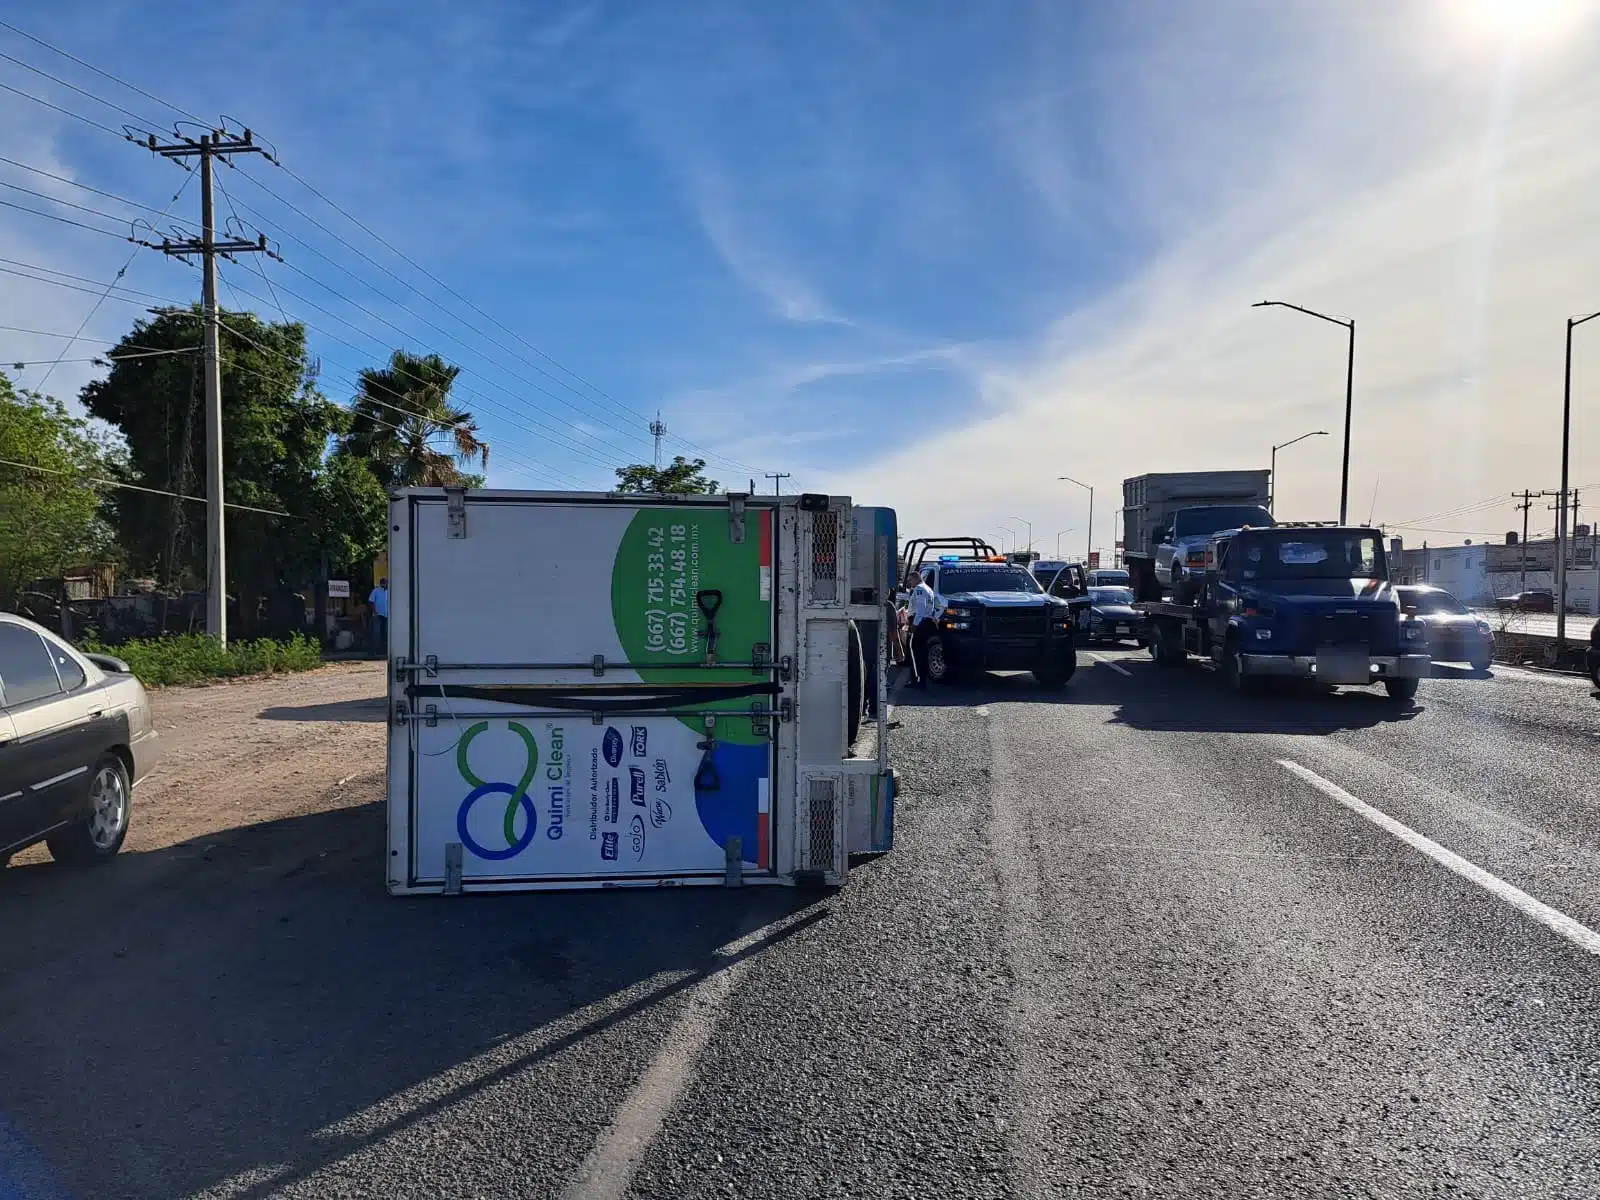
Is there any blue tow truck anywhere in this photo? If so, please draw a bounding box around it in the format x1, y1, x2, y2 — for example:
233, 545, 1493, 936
1128, 522, 1430, 700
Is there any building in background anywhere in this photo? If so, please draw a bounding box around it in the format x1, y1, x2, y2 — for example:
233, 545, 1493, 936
1392, 528, 1598, 613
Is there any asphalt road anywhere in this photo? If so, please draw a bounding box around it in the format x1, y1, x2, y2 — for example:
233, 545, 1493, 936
2, 653, 1599, 1198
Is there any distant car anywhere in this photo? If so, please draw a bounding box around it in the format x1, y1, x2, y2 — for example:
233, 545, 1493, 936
1495, 589, 1555, 613
1588, 618, 1600, 689
1084, 586, 1145, 645
1395, 585, 1494, 671
1086, 568, 1130, 588
0, 614, 158, 868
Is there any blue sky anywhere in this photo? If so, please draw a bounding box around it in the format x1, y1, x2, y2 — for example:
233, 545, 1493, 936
3, 0, 1600, 553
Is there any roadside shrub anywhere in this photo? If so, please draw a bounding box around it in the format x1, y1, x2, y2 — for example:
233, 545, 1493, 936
76, 632, 323, 688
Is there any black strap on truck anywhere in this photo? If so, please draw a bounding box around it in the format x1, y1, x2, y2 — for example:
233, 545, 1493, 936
407, 680, 778, 714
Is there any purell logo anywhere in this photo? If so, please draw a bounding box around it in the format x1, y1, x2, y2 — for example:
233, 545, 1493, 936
629, 766, 647, 807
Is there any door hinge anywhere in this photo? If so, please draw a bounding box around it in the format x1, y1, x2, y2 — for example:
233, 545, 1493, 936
778, 696, 794, 723
728, 492, 747, 544
445, 486, 467, 539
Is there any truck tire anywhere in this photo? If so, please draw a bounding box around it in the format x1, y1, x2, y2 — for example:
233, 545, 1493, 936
1033, 650, 1077, 688
926, 636, 954, 684
1590, 659, 1600, 689
1151, 619, 1185, 667
1383, 676, 1419, 702
846, 620, 863, 745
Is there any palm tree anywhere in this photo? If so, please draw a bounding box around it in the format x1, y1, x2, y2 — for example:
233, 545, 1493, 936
342, 351, 488, 487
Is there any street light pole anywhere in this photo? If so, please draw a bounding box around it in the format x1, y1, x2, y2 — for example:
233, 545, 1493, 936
1008, 516, 1033, 554
1054, 528, 1075, 556
1269, 430, 1330, 511
1058, 476, 1093, 564
997, 525, 1015, 552
1253, 301, 1356, 523
1557, 311, 1600, 650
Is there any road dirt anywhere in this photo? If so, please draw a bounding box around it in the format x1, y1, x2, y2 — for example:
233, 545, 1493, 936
10, 660, 388, 866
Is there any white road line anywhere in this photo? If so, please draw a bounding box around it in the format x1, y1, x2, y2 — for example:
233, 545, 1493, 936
1277, 759, 1600, 959
561, 910, 812, 1200
974, 705, 990, 717
1088, 653, 1132, 677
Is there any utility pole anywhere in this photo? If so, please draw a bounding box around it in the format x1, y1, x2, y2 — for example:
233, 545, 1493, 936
649, 411, 668, 468
764, 472, 791, 495
135, 128, 276, 646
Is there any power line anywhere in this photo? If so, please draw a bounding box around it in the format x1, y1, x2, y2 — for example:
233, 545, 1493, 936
0, 19, 203, 124
0, 77, 123, 138
0, 47, 162, 131
0, 455, 299, 518
6, 348, 194, 366
0, 153, 182, 218
0, 176, 186, 231
230, 163, 760, 477
212, 263, 628, 477
0, 259, 187, 306
1, 25, 756, 475
35, 168, 194, 388
0, 194, 127, 238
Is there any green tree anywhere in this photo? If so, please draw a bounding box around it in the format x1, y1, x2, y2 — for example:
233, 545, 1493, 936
340, 350, 487, 487
613, 455, 720, 495
79, 309, 381, 628
0, 372, 118, 606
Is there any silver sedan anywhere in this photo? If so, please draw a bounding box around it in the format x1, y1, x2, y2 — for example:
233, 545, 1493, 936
0, 613, 159, 867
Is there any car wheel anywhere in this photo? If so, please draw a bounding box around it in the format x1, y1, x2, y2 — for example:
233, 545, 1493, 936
46, 754, 131, 866
1589, 660, 1600, 689
1384, 676, 1420, 702
1470, 653, 1491, 672
926, 637, 953, 684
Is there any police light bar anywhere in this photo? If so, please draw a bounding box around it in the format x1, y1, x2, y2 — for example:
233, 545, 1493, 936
939, 554, 961, 562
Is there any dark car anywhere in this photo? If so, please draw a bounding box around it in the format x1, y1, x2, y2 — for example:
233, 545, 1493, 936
1084, 586, 1145, 645
1495, 589, 1555, 613
0, 613, 159, 868
1588, 618, 1600, 689
1395, 585, 1494, 671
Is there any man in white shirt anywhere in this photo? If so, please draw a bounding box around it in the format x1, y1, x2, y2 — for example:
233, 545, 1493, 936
906, 570, 939, 687
369, 577, 389, 654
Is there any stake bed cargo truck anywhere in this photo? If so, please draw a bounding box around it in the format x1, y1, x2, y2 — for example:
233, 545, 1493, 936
385, 488, 895, 894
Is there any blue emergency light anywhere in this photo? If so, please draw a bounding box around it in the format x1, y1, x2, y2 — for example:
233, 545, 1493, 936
938, 554, 961, 562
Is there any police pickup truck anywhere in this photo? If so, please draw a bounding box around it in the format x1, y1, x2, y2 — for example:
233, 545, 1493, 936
1131, 523, 1429, 699
908, 554, 1078, 687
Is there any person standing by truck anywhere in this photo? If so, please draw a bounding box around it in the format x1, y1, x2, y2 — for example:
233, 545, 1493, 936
906, 569, 939, 687
368, 577, 389, 655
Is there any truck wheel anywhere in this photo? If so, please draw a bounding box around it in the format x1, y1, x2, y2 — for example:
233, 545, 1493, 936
1151, 621, 1184, 667
926, 637, 953, 684
1590, 660, 1600, 689
1033, 651, 1077, 688
1383, 677, 1420, 702
846, 620, 864, 745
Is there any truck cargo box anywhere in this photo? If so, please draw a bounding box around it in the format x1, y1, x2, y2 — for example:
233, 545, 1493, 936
384, 488, 893, 894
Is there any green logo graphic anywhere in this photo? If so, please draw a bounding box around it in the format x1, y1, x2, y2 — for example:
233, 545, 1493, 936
455, 721, 540, 859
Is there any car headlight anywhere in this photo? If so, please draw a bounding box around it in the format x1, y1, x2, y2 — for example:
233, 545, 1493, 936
943, 606, 975, 619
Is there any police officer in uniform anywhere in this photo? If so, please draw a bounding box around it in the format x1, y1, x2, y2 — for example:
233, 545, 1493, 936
906, 569, 940, 687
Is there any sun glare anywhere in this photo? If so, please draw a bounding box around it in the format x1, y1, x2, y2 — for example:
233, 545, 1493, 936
1454, 0, 1596, 46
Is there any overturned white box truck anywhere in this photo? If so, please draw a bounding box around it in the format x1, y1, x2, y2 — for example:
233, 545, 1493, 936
384, 488, 897, 894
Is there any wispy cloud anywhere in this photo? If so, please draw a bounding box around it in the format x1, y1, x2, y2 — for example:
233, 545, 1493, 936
820, 8, 1600, 549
